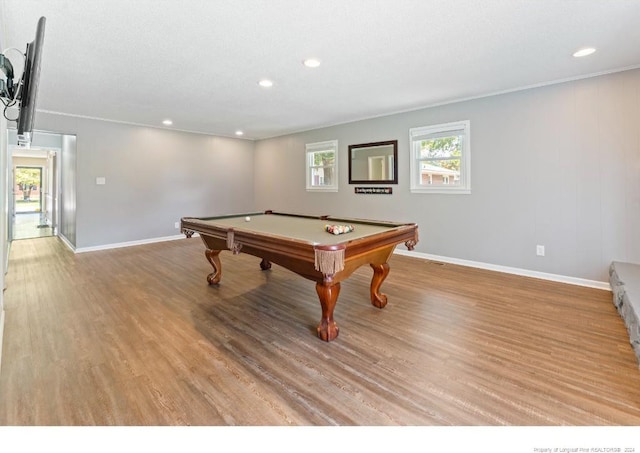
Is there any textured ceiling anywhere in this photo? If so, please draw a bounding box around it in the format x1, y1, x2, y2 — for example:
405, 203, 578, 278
2, 0, 640, 140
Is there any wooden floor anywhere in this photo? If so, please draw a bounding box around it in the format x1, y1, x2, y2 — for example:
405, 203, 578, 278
1, 236, 640, 426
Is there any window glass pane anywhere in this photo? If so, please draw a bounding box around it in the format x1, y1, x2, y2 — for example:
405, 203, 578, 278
409, 120, 469, 193
310, 166, 335, 187
419, 135, 462, 159
419, 159, 461, 186
309, 150, 335, 187
306, 140, 338, 191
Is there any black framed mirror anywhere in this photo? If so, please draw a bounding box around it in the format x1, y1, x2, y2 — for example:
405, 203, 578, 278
348, 140, 398, 184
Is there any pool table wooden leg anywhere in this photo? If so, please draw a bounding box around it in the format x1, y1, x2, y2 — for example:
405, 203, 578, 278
204, 249, 222, 285
316, 280, 340, 341
370, 262, 390, 308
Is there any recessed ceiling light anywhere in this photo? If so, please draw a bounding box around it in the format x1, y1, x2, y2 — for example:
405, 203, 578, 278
235, 130, 244, 136
162, 119, 173, 126
303, 58, 321, 68
258, 79, 273, 88
573, 47, 596, 58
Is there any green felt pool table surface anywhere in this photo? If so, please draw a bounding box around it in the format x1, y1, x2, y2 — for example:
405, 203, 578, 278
192, 212, 401, 246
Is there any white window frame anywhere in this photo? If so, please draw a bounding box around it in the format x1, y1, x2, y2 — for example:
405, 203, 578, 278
409, 120, 471, 194
305, 140, 338, 192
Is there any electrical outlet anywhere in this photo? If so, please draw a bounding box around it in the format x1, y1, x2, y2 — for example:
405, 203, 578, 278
174, 222, 180, 229
536, 245, 545, 256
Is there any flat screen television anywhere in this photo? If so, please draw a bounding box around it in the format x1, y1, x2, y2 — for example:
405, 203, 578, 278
16, 16, 46, 146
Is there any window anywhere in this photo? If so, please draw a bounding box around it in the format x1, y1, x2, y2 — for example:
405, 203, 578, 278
306, 140, 338, 192
409, 120, 470, 194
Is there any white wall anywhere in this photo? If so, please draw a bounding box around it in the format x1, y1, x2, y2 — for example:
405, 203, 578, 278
33, 112, 256, 249
254, 69, 640, 283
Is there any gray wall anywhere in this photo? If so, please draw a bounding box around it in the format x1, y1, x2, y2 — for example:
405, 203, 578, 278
9, 69, 639, 283
254, 69, 640, 283
34, 113, 255, 249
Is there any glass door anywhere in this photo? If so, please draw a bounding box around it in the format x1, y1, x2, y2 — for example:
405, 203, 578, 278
13, 165, 52, 240
15, 166, 43, 213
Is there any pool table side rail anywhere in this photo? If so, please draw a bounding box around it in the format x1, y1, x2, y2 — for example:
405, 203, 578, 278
192, 211, 328, 223
186, 210, 415, 229
181, 213, 418, 278
181, 214, 418, 256
269, 210, 418, 230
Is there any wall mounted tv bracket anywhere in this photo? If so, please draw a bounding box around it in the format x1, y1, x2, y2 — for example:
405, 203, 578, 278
0, 53, 16, 100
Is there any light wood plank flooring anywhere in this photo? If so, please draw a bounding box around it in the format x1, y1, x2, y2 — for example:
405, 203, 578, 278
1, 236, 640, 426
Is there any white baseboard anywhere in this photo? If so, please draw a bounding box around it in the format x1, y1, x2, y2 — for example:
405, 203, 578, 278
74, 233, 186, 253
57, 232, 610, 290
394, 249, 611, 291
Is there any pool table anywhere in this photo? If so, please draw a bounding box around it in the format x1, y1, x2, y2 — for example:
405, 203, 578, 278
181, 210, 419, 342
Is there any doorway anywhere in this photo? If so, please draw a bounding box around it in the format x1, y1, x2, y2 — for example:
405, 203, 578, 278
13, 165, 52, 239
10, 148, 57, 240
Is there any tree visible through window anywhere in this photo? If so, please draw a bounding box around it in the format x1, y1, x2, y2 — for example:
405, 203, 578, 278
410, 121, 470, 194
306, 140, 338, 192
15, 166, 42, 212
310, 151, 335, 186
419, 135, 461, 185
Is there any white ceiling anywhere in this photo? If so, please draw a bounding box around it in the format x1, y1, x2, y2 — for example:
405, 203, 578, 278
2, 0, 640, 140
